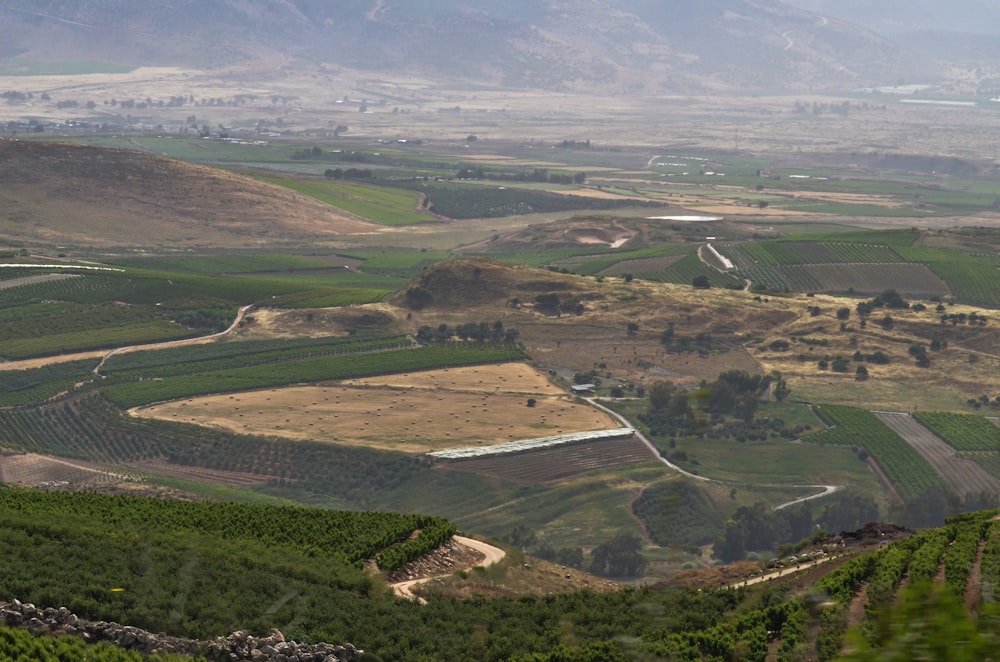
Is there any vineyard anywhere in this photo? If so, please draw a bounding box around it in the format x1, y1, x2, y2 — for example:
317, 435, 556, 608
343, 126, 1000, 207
104, 344, 526, 408
873, 412, 1000, 498
13, 482, 1000, 660
438, 435, 655, 483
913, 411, 1000, 451
807, 405, 949, 499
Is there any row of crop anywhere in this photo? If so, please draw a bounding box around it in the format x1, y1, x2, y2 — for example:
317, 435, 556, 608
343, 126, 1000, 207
386, 180, 663, 219
808, 405, 949, 499
106, 336, 412, 379
897, 246, 1000, 307
0, 488, 446, 566
0, 359, 100, 407
101, 333, 402, 373
0, 398, 162, 461
980, 516, 1000, 606
376, 519, 458, 571
111, 252, 338, 275
640, 253, 743, 288
864, 539, 917, 627
0, 273, 138, 306
104, 344, 525, 409
776, 241, 903, 265
943, 513, 994, 598
913, 411, 1000, 451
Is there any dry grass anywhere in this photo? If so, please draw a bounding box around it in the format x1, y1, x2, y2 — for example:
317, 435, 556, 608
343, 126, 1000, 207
135, 364, 617, 453
0, 142, 382, 249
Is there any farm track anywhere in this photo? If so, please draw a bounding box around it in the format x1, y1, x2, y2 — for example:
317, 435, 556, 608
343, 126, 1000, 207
0, 273, 79, 290
391, 536, 506, 603
874, 412, 1000, 497
587, 398, 841, 509
442, 435, 655, 483
0, 452, 121, 486
124, 458, 269, 488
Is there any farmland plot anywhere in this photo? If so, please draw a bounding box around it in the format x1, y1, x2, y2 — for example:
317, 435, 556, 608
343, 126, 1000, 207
873, 412, 1000, 497
795, 263, 948, 296
438, 435, 655, 483
136, 364, 617, 453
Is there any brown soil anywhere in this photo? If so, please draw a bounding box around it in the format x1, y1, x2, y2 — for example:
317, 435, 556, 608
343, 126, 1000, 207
0, 141, 381, 249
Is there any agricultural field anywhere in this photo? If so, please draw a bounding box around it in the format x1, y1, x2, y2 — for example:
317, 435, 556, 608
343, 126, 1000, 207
252, 175, 437, 226
808, 405, 949, 500
438, 435, 655, 483
913, 411, 1000, 451
873, 412, 1000, 498
135, 363, 617, 453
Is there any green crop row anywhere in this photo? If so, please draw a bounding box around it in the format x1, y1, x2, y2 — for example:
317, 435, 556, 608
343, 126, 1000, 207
255, 175, 436, 225
0, 359, 101, 407
913, 411, 1000, 451
107, 337, 412, 379
101, 334, 406, 373
808, 405, 949, 499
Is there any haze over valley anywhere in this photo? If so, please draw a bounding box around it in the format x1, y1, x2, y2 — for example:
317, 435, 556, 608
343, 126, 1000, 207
2, 2, 1000, 660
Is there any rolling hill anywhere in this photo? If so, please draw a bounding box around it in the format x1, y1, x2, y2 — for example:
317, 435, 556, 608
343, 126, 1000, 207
0, 141, 380, 249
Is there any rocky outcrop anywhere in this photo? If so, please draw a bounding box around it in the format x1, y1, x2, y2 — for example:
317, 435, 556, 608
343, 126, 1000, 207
0, 599, 364, 661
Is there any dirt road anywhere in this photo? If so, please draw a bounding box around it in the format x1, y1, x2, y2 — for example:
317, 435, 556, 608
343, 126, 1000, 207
391, 536, 506, 603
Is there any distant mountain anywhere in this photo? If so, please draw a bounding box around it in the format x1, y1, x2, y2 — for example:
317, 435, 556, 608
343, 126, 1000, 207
782, 0, 1000, 36
0, 0, 914, 92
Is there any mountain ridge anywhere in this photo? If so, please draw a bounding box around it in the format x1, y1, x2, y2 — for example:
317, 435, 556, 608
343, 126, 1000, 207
0, 0, 916, 92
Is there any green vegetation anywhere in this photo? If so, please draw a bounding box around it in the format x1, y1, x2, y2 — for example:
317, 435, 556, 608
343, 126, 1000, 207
0, 359, 99, 407
386, 180, 662, 219
913, 411, 1000, 451
0, 625, 196, 662
808, 405, 948, 500
103, 345, 526, 408
253, 175, 436, 225
4, 491, 994, 661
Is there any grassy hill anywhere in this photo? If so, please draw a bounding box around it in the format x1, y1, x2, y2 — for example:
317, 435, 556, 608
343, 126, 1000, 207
0, 141, 379, 249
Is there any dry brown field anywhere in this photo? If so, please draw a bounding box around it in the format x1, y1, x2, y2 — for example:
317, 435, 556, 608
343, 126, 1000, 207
135, 363, 618, 453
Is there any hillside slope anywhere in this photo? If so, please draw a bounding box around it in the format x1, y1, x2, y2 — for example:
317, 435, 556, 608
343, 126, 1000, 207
0, 141, 380, 249
0, 0, 911, 91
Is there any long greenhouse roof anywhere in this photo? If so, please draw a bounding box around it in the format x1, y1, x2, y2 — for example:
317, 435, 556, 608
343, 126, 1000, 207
428, 427, 635, 460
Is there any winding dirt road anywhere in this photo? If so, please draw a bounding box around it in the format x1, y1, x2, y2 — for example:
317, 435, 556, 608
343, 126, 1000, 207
391, 536, 506, 603
586, 397, 840, 510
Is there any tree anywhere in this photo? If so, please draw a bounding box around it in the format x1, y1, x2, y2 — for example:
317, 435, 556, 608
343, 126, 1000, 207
626, 322, 639, 336
856, 365, 869, 380
405, 286, 434, 310
836, 307, 851, 321
692, 275, 711, 289
589, 532, 647, 577
526, 398, 536, 408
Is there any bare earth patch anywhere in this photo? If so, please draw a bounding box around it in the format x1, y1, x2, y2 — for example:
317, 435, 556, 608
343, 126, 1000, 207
135, 364, 616, 453
0, 452, 122, 487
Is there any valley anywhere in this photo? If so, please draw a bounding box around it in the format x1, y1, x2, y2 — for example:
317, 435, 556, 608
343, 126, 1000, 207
2, 2, 1000, 657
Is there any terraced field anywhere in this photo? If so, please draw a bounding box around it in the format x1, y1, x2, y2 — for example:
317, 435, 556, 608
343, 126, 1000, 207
874, 412, 1000, 497
437, 435, 655, 483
